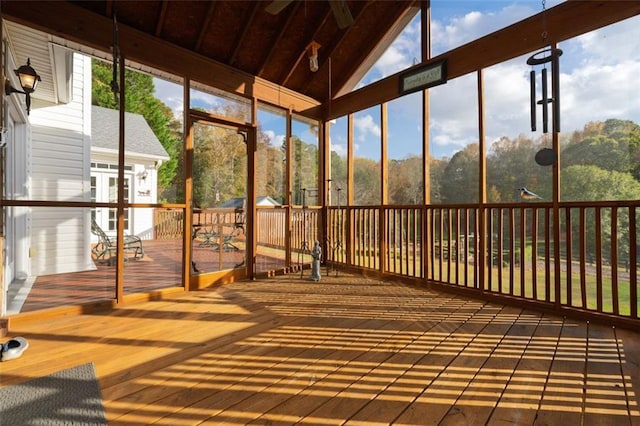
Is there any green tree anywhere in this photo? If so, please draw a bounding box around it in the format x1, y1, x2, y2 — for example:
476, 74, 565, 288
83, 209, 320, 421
561, 165, 640, 202
389, 155, 423, 205
92, 60, 181, 201
562, 119, 640, 180
561, 165, 640, 266
281, 136, 319, 205
354, 157, 381, 205
429, 157, 448, 203
487, 134, 551, 202
256, 128, 286, 204
441, 143, 479, 204
329, 150, 348, 206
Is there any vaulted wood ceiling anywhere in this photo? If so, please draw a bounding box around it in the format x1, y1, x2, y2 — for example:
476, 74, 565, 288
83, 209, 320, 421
63, 0, 418, 104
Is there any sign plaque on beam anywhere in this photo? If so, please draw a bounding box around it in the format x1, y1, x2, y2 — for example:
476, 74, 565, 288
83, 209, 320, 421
399, 59, 447, 94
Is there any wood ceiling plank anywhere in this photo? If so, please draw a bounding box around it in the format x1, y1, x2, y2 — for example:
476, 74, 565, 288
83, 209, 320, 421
194, 1, 218, 52
256, 2, 301, 77
229, 2, 261, 67
154, 0, 168, 36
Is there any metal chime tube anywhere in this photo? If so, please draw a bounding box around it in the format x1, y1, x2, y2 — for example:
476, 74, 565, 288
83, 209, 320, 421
530, 70, 536, 132
552, 56, 561, 132
541, 67, 548, 133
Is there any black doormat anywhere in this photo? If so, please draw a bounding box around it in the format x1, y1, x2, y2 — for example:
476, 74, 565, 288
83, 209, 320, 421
0, 362, 107, 425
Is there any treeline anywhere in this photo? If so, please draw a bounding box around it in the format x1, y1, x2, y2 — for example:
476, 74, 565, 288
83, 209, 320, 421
331, 118, 640, 205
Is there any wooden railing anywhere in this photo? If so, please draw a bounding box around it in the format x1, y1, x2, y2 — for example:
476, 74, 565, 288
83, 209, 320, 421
154, 208, 245, 240
327, 202, 640, 325
290, 207, 320, 254
152, 201, 639, 324
256, 208, 287, 249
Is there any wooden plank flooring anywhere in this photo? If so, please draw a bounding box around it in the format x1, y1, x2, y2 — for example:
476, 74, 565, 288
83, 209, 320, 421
1, 273, 639, 425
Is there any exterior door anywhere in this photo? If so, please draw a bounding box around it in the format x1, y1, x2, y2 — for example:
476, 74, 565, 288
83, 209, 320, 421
91, 172, 133, 234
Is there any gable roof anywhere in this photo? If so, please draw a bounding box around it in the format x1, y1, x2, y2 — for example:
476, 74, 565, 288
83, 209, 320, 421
91, 106, 169, 160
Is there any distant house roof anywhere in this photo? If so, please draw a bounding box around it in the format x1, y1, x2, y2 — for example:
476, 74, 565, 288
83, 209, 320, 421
219, 196, 280, 208
91, 106, 169, 159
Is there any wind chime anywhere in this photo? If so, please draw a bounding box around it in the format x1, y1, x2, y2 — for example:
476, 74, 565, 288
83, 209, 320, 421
527, 0, 562, 166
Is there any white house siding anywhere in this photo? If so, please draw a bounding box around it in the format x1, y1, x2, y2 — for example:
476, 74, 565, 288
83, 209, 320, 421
28, 53, 93, 275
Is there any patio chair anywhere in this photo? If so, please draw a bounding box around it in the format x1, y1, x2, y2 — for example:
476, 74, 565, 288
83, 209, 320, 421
91, 219, 144, 265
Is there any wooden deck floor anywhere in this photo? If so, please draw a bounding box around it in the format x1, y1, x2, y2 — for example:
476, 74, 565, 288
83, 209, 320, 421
2, 273, 640, 425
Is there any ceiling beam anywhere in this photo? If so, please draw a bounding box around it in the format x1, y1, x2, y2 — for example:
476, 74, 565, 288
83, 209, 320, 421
322, 0, 640, 120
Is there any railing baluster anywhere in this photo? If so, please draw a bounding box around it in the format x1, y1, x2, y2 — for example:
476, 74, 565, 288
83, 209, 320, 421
446, 208, 452, 283
611, 206, 619, 315
565, 207, 573, 306
596, 207, 603, 313
498, 208, 504, 294
464, 208, 470, 288
580, 207, 587, 309
509, 207, 515, 296
532, 207, 538, 300
630, 206, 637, 319
486, 208, 493, 292
520, 207, 526, 297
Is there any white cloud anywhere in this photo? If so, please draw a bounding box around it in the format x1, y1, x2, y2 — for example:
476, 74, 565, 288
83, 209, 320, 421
331, 143, 347, 157
354, 114, 381, 142
432, 4, 537, 55
561, 61, 640, 131
263, 129, 276, 144
571, 16, 640, 68
426, 5, 640, 157
262, 129, 285, 147
153, 78, 183, 119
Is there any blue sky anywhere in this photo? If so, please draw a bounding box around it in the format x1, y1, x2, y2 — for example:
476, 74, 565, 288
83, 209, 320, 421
155, 1, 640, 161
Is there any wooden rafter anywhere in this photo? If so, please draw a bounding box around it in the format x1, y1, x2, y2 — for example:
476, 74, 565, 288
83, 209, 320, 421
105, 0, 114, 18
229, 2, 261, 67
154, 0, 168, 37
194, 1, 218, 52
256, 1, 301, 77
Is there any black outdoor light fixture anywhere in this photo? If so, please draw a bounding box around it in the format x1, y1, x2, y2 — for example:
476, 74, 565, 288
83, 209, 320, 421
5, 58, 41, 115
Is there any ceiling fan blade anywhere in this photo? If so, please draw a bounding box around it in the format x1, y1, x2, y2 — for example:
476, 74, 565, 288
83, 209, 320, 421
329, 0, 354, 29
265, 0, 294, 15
